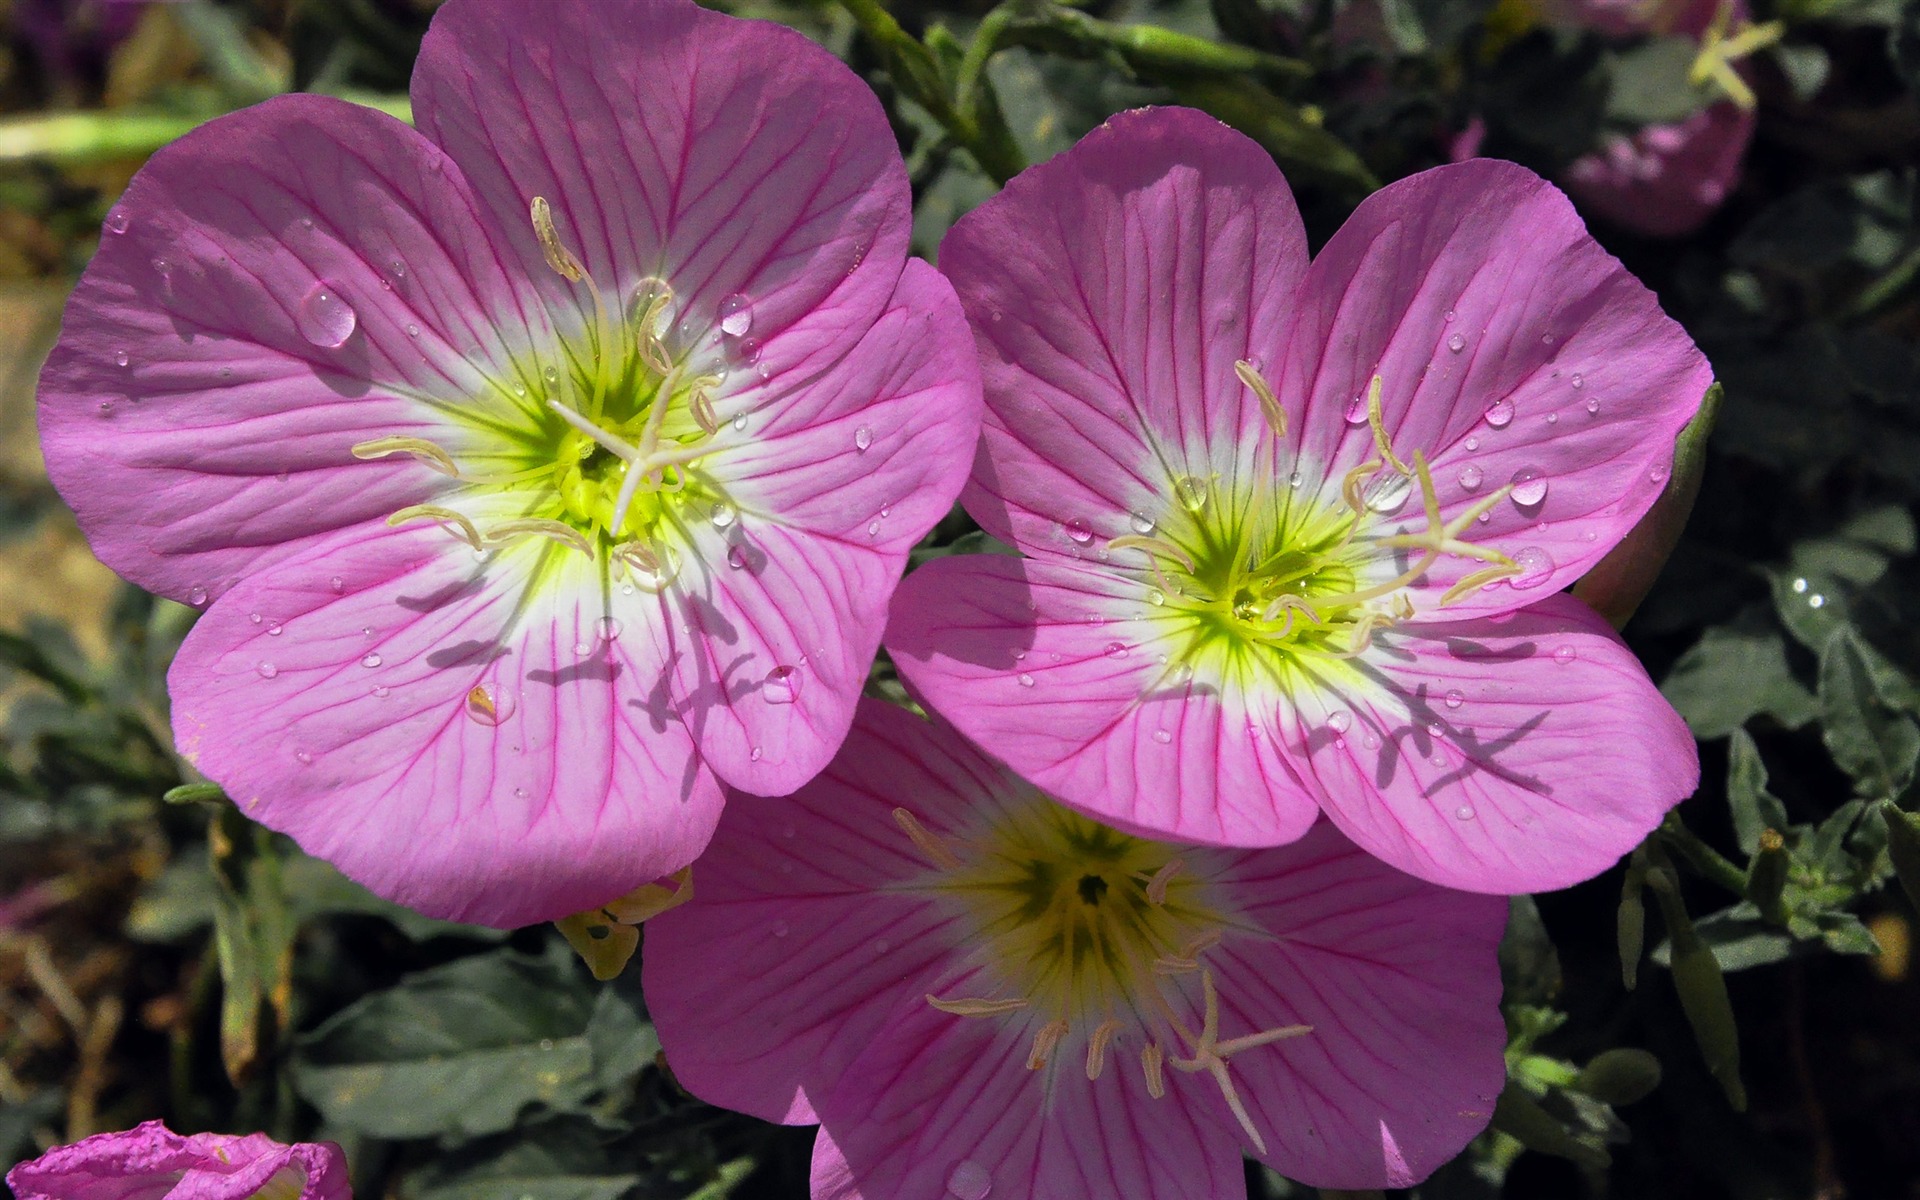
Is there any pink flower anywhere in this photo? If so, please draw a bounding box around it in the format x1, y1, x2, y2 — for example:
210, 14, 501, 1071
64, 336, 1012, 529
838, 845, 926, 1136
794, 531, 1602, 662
643, 699, 1507, 1195
6, 1120, 350, 1200
37, 0, 980, 926
887, 107, 1705, 895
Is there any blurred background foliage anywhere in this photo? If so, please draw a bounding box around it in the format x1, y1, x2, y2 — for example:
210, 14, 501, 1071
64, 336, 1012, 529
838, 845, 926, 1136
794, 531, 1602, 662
0, 0, 1917, 1197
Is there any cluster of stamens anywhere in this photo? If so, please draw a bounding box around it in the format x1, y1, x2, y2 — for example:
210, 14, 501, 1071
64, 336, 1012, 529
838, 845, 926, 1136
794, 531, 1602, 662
896, 806, 1311, 1154
1102, 364, 1519, 664
347, 195, 739, 591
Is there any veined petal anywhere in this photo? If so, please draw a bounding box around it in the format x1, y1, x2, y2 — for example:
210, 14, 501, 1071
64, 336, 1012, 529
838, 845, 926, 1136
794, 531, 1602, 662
886, 555, 1321, 848
1273, 158, 1712, 619
6, 1121, 350, 1200
1201, 825, 1507, 1187
940, 107, 1309, 562
1280, 594, 1697, 893
411, 0, 910, 386
1563, 103, 1754, 239
168, 520, 722, 927
40, 93, 558, 607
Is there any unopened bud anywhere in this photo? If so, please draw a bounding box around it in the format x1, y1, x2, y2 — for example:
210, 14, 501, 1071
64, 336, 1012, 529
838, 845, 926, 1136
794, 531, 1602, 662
1574, 1047, 1663, 1106
1745, 828, 1790, 925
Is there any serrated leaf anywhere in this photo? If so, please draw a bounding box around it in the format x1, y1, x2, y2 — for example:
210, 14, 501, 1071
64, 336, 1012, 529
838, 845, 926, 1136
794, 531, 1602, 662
1661, 627, 1816, 740
292, 947, 652, 1141
1819, 629, 1920, 800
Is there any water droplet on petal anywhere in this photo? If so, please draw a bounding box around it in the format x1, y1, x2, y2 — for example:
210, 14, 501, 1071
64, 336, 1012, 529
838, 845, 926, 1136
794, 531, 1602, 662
1545, 413, 1558, 425
1445, 688, 1464, 709
1175, 476, 1209, 512
1343, 395, 1369, 425
1444, 308, 1457, 322
763, 665, 801, 704
719, 293, 753, 337
388, 257, 407, 281
1328, 710, 1351, 733
296, 284, 357, 348
187, 586, 208, 607
772, 920, 789, 939
726, 546, 747, 569
1483, 399, 1514, 428
1104, 641, 1128, 658
1288, 470, 1304, 489
1511, 546, 1554, 588
750, 746, 763, 761
731, 412, 748, 432
105, 207, 130, 234
854, 425, 873, 452
113, 349, 129, 368
867, 519, 881, 537
597, 617, 622, 642
248, 612, 262, 625
1152, 729, 1172, 744
295, 749, 312, 765
406, 323, 420, 337
1017, 673, 1034, 688
1457, 463, 1485, 492
360, 653, 382, 668
1464, 435, 1480, 452
947, 1160, 992, 1200
1792, 576, 1809, 594
266, 623, 283, 637
1553, 644, 1578, 664
1570, 373, 1584, 390
1585, 398, 1600, 416
1064, 518, 1094, 545
1128, 511, 1156, 535
255, 661, 278, 679
1447, 333, 1466, 353
1364, 473, 1412, 514
1426, 720, 1444, 737
1146, 588, 1166, 606
1650, 461, 1670, 485
1509, 467, 1548, 508
466, 683, 517, 725
151, 256, 173, 279
1454, 804, 1476, 821
710, 501, 736, 528
544, 365, 560, 385
371, 684, 390, 698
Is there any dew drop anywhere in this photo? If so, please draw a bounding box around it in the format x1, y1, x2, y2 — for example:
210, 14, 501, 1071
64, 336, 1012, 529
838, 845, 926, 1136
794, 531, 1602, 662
718, 293, 753, 337
1570, 373, 1584, 390
867, 520, 882, 537
1343, 395, 1370, 425
736, 337, 762, 365
1541, 332, 1556, 345
1104, 641, 1128, 658
465, 683, 517, 726
1064, 518, 1094, 545
1454, 805, 1476, 821
113, 349, 129, 368
255, 661, 278, 679
1552, 644, 1578, 664
1508, 467, 1548, 508
105, 207, 130, 234
1017, 673, 1035, 688
151, 256, 172, 278
1445, 688, 1464, 709
371, 685, 390, 698
1483, 399, 1514, 428
360, 653, 382, 668
188, 585, 209, 606
854, 425, 874, 452
1545, 413, 1559, 425
1510, 546, 1554, 588
248, 612, 262, 625
726, 545, 747, 570
1464, 435, 1480, 451
97, 401, 115, 417
732, 413, 748, 432
1426, 720, 1444, 737
266, 623, 283, 637
709, 501, 737, 528
1430, 752, 1448, 767
1152, 729, 1172, 744
947, 1160, 992, 1200
1791, 576, 1809, 594
1808, 592, 1827, 608
1585, 398, 1600, 416
388, 257, 407, 281
1129, 511, 1156, 535
1444, 308, 1457, 322
543, 364, 560, 385
1650, 462, 1671, 485
296, 284, 357, 348
597, 617, 622, 642
750, 746, 763, 761
295, 749, 312, 765
1328, 710, 1352, 733
1447, 333, 1466, 353
1146, 588, 1166, 606
772, 920, 789, 939
514, 786, 529, 799
1457, 463, 1485, 492
763, 665, 801, 704
406, 323, 420, 337
1175, 476, 1209, 512
1364, 473, 1412, 514
1287, 469, 1304, 489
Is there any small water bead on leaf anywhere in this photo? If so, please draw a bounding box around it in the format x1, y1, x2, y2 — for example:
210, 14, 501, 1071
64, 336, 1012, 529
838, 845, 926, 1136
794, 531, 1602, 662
1510, 546, 1554, 588
1457, 463, 1485, 492
854, 425, 874, 452
718, 293, 753, 337
763, 665, 801, 705
105, 207, 130, 234
1509, 467, 1548, 508
1808, 593, 1827, 609
360, 653, 382, 668
1445, 689, 1464, 709
1129, 511, 1156, 535
1017, 673, 1035, 688
1447, 334, 1466, 353
710, 500, 737, 528
465, 682, 517, 726
1552, 644, 1578, 664
946, 1160, 992, 1200
1064, 518, 1094, 545
256, 661, 278, 679
1483, 399, 1514, 428
296, 283, 357, 348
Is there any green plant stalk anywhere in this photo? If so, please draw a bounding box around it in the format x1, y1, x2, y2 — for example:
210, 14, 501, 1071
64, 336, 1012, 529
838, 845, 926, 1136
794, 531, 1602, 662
1000, 8, 1311, 86
0, 93, 412, 167
1745, 827, 1791, 925
1647, 866, 1747, 1111
1658, 810, 1748, 896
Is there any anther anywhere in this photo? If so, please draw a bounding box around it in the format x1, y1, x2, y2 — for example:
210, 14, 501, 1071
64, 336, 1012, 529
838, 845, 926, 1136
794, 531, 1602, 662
1141, 1042, 1167, 1099
388, 504, 484, 551
612, 541, 679, 590
927, 994, 1031, 1017
1364, 375, 1412, 477
352, 436, 460, 476
1234, 360, 1287, 439
1688, 0, 1781, 110
893, 808, 964, 871
1027, 1019, 1069, 1070
1106, 535, 1197, 573
1143, 858, 1183, 906
690, 388, 720, 436
530, 196, 587, 283
481, 518, 594, 557
1086, 1019, 1123, 1080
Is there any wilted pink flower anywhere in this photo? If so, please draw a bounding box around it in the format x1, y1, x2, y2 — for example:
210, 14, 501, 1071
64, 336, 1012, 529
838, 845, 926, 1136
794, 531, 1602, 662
6, 1120, 349, 1200
645, 700, 1507, 1195
1551, 0, 1773, 236
37, 0, 980, 926
888, 107, 1705, 894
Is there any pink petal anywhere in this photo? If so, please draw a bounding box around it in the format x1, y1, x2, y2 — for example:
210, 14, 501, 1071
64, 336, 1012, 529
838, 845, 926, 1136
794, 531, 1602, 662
938, 106, 1308, 558
168, 522, 722, 927
410, 0, 910, 391
1272, 158, 1712, 619
644, 703, 1008, 1124
1562, 103, 1754, 238
885, 555, 1321, 847
6, 1121, 350, 1200
677, 262, 981, 794
1281, 593, 1697, 892
1201, 824, 1507, 1187
40, 93, 554, 608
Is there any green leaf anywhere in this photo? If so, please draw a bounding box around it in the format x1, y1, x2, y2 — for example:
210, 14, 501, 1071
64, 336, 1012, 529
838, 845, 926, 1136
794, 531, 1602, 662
1818, 629, 1920, 800
1661, 626, 1816, 740
1769, 569, 1848, 651
1726, 730, 1791, 856
1651, 903, 1793, 973
292, 946, 655, 1141
1499, 896, 1562, 1004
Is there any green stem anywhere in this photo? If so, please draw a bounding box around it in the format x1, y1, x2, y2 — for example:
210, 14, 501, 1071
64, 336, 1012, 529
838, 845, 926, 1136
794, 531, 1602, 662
0, 93, 412, 167
1001, 8, 1311, 87
1657, 811, 1748, 897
